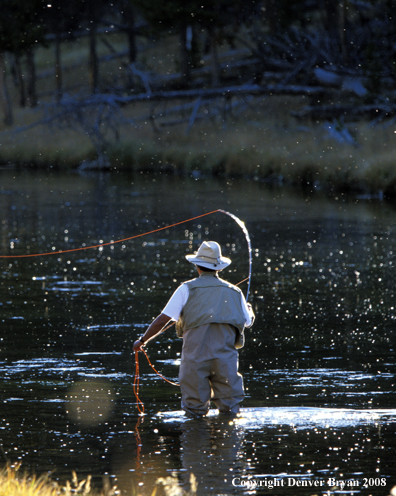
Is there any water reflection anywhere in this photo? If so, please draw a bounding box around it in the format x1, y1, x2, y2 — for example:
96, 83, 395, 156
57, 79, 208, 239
179, 418, 246, 495
1, 170, 396, 494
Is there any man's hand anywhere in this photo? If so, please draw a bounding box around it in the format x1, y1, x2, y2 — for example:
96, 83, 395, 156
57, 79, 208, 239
246, 302, 255, 327
132, 313, 172, 353
133, 339, 144, 352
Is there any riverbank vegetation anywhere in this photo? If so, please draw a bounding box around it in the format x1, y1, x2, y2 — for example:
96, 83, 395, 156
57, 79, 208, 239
0, 464, 197, 496
2, 87, 396, 198
1, 1, 396, 197
0, 465, 99, 496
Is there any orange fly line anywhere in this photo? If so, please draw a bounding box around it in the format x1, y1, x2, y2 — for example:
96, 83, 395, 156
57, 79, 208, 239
133, 348, 179, 416
0, 209, 222, 258
1, 208, 251, 414
2, 207, 252, 463
132, 274, 250, 415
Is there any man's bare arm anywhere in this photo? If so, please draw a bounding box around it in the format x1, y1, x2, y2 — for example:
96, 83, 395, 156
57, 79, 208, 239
133, 313, 172, 351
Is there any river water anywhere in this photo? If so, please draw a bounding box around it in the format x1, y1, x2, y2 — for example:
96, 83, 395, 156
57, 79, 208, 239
1, 170, 396, 495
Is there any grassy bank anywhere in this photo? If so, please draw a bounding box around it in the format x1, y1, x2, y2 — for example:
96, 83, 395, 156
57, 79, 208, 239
0, 464, 100, 496
2, 96, 396, 197
0, 464, 197, 496
1, 32, 396, 197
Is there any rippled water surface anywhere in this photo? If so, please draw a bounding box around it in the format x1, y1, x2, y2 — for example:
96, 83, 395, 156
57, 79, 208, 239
1, 170, 396, 495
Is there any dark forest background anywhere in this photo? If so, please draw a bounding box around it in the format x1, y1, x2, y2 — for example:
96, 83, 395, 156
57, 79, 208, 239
1, 0, 395, 124
2, 0, 396, 197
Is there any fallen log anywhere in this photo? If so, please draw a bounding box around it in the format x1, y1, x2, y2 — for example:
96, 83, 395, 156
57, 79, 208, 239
313, 68, 368, 97
291, 104, 396, 121
109, 83, 328, 104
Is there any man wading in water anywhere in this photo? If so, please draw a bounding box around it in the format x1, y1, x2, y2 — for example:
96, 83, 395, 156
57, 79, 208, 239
133, 241, 255, 417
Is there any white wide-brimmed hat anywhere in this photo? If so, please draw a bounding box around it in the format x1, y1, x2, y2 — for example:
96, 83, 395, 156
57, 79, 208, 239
186, 241, 231, 270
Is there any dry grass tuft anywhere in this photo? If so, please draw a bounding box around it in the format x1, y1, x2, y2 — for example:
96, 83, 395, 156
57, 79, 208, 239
0, 464, 99, 496
0, 464, 197, 496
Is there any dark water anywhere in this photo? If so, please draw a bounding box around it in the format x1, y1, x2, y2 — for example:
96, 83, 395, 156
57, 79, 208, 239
1, 170, 396, 495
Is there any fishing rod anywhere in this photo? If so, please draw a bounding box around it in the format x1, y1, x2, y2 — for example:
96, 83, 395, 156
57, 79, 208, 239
133, 209, 253, 411
0, 210, 222, 258
0, 209, 252, 296
150, 208, 252, 338
218, 209, 252, 302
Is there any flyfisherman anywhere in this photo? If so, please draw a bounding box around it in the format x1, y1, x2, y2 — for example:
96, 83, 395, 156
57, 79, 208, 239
133, 241, 254, 417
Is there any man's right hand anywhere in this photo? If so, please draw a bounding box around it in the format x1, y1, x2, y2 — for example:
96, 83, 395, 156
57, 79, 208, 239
133, 339, 144, 352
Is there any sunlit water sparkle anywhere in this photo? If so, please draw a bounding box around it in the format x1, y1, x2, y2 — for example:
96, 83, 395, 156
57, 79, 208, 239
1, 171, 396, 495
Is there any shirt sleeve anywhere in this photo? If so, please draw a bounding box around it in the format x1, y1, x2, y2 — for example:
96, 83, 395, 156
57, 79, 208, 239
162, 284, 189, 321
241, 293, 255, 327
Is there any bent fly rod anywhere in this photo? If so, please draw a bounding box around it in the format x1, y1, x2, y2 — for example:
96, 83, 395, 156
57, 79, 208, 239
218, 209, 252, 302
0, 208, 252, 299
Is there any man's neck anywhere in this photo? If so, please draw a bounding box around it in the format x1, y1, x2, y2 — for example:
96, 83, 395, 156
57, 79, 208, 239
198, 271, 218, 278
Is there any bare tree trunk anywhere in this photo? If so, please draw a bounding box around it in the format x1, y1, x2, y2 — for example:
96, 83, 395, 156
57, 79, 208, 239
89, 22, 99, 93
123, 3, 137, 89
322, 0, 347, 62
208, 27, 221, 87
11, 54, 26, 107
179, 25, 191, 87
263, 0, 278, 34
0, 52, 13, 125
55, 32, 63, 102
339, 0, 347, 63
123, 3, 137, 64
26, 47, 37, 107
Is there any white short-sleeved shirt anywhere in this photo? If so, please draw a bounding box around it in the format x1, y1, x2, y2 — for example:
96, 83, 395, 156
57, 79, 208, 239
162, 282, 254, 326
